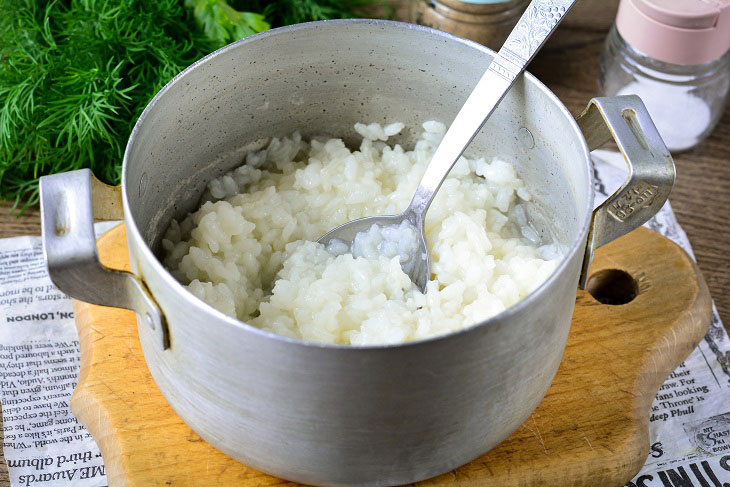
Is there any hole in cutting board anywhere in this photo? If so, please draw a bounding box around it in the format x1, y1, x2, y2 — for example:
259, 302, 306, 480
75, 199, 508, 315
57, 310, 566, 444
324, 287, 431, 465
587, 269, 638, 305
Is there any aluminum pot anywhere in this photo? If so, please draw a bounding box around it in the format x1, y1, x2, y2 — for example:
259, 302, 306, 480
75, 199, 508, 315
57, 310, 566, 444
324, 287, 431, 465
39, 19, 674, 487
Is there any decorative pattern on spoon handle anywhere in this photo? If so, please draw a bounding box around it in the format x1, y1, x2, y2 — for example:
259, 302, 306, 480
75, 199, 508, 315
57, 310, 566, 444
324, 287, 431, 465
500, 0, 576, 66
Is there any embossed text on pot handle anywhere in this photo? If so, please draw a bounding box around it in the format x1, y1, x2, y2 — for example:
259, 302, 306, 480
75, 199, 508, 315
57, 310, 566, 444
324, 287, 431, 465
576, 96, 676, 288
40, 169, 169, 349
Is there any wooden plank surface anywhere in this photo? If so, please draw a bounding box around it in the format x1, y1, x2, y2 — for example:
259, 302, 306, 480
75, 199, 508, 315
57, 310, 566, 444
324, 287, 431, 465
1, 0, 729, 484
72, 224, 710, 486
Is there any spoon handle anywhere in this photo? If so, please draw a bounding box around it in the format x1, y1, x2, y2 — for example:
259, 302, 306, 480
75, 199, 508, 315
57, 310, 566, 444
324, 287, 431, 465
405, 0, 577, 222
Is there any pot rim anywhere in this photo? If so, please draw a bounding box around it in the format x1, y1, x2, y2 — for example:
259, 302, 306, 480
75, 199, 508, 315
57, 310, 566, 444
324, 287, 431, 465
121, 19, 595, 351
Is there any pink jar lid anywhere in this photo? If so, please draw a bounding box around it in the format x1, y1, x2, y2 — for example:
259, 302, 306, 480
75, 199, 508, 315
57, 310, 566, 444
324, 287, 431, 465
616, 0, 730, 65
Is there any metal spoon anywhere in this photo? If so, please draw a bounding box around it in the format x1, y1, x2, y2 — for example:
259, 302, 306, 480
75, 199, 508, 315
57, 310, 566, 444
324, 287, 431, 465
318, 0, 577, 292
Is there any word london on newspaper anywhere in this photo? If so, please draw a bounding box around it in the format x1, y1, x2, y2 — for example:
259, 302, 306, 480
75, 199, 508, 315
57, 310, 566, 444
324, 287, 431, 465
1, 159, 730, 486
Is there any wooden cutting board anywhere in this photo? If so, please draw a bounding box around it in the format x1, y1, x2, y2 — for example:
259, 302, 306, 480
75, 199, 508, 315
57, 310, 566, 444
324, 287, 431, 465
71, 225, 711, 486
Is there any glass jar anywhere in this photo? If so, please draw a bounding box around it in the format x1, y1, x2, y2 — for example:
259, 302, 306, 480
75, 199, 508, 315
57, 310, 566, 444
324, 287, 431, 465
598, 26, 730, 153
409, 0, 530, 51
597, 0, 730, 153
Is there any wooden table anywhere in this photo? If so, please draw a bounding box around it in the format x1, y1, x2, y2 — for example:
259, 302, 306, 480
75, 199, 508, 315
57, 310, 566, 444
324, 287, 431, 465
1, 0, 728, 484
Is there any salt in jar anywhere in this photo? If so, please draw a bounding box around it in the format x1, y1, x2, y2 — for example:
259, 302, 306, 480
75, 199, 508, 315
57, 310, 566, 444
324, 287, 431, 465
598, 0, 730, 153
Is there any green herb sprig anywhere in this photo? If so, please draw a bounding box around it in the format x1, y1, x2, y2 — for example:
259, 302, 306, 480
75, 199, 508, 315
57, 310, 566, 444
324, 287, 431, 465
185, 0, 269, 48
0, 0, 385, 210
252, 0, 388, 26
0, 0, 217, 209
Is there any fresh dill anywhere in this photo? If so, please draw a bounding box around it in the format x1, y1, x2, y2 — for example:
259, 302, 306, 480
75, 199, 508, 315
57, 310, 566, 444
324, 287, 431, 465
0, 0, 217, 209
0, 0, 384, 209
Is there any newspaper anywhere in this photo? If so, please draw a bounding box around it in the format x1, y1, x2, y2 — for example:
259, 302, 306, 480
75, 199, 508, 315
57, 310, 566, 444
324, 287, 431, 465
0, 155, 729, 486
0, 222, 117, 487
591, 151, 730, 486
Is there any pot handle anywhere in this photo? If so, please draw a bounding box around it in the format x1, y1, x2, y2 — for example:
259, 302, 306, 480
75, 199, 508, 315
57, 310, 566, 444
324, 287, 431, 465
576, 95, 676, 289
40, 169, 168, 349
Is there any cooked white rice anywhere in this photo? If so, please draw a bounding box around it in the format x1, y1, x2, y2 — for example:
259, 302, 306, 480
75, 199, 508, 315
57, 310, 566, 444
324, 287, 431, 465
328, 221, 420, 264
161, 121, 561, 345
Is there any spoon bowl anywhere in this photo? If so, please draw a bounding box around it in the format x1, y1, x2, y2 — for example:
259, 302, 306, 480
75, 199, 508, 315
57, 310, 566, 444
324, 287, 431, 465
318, 211, 431, 292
